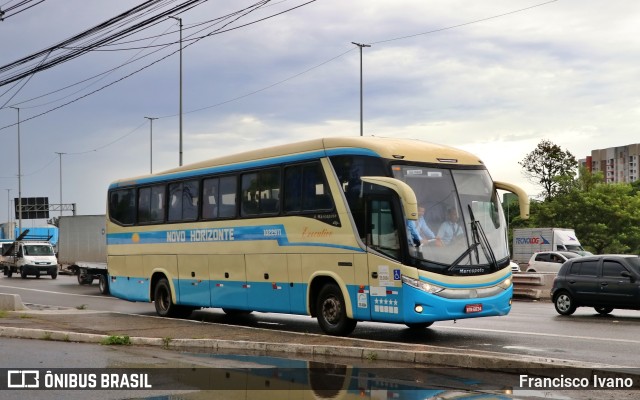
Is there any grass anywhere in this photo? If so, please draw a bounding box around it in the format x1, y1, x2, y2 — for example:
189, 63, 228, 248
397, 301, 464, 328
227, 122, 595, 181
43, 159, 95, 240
162, 337, 172, 349
365, 351, 378, 361
0, 310, 7, 318
101, 335, 131, 345
76, 304, 87, 310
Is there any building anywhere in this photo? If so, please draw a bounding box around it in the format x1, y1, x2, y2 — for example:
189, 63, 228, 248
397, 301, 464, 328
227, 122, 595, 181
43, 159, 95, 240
580, 143, 640, 184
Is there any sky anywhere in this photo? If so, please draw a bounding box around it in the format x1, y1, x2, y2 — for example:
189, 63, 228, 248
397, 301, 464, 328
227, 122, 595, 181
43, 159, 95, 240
1, 0, 639, 227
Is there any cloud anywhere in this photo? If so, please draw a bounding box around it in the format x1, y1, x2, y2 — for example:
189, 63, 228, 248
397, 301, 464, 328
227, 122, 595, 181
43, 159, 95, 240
1, 0, 640, 219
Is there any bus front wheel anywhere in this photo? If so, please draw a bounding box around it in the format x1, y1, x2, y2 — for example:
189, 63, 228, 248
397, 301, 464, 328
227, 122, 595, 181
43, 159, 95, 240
316, 283, 357, 336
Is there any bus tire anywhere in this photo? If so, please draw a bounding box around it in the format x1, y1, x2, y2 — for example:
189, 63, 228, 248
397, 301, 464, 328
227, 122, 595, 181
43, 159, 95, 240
316, 283, 356, 336
98, 274, 109, 294
154, 278, 181, 318
154, 278, 174, 317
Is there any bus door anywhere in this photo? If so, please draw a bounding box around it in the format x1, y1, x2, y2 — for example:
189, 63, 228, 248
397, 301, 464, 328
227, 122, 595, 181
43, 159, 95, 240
210, 254, 248, 310
365, 196, 404, 322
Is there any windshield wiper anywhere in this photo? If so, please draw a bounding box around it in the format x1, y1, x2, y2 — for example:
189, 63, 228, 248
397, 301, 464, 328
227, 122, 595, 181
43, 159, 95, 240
468, 205, 499, 271
446, 206, 499, 272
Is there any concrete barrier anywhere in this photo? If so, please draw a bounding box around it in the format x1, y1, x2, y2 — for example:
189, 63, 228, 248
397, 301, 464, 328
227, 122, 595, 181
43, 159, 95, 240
512, 273, 555, 300
0, 293, 28, 311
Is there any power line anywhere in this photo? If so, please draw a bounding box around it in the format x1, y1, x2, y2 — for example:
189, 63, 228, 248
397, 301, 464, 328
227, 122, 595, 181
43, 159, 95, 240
0, 0, 207, 86
0, 0, 559, 156
0, 0, 303, 134
371, 0, 559, 45
0, 0, 45, 21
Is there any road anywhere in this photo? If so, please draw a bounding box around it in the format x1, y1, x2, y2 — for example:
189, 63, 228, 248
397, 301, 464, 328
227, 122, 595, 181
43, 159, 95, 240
3, 337, 603, 400
2, 274, 640, 367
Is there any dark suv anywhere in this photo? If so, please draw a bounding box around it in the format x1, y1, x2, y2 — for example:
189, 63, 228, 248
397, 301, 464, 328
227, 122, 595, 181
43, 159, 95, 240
551, 255, 640, 315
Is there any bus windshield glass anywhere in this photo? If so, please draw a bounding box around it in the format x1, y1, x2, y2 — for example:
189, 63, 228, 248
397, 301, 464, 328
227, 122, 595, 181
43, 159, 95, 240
392, 165, 509, 267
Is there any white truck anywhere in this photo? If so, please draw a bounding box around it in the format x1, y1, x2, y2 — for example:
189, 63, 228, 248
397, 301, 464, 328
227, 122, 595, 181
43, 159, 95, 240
57, 215, 109, 294
512, 227, 588, 266
1, 231, 58, 279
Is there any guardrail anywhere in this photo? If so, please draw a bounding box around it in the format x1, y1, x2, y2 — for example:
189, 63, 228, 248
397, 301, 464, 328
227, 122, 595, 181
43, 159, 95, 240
512, 273, 555, 300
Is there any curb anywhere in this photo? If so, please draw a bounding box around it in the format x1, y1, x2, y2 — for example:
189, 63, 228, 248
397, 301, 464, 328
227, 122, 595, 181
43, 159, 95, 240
0, 325, 623, 373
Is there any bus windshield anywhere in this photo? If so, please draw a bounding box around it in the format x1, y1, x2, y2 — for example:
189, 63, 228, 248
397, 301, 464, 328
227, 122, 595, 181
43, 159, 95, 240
392, 165, 509, 268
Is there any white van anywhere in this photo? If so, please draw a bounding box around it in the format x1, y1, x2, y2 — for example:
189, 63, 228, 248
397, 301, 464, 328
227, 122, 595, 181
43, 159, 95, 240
1, 240, 58, 279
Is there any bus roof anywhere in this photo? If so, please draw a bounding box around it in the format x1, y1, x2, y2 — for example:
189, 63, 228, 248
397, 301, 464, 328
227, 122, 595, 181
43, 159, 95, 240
110, 137, 484, 188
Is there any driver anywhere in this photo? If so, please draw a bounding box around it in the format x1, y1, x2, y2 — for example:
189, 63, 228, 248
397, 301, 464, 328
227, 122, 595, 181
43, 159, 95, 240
437, 207, 463, 245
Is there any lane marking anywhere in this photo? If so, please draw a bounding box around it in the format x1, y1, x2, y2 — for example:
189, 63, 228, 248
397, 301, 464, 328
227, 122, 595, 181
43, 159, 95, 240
436, 325, 640, 345
0, 285, 116, 300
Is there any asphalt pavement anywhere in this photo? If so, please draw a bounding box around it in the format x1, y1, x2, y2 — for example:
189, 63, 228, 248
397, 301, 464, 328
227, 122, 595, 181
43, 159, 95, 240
1, 294, 634, 376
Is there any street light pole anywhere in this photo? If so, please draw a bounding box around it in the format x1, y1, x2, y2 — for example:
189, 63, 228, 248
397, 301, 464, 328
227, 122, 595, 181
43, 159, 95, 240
55, 152, 65, 217
144, 117, 158, 174
9, 106, 22, 236
4, 189, 11, 238
351, 42, 371, 137
169, 16, 183, 166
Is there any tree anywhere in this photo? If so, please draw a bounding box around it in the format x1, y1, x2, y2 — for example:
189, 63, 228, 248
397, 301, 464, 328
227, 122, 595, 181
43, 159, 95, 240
534, 182, 640, 254
519, 140, 578, 200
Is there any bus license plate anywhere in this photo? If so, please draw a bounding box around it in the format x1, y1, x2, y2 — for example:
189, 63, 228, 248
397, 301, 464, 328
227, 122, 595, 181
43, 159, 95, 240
465, 304, 482, 313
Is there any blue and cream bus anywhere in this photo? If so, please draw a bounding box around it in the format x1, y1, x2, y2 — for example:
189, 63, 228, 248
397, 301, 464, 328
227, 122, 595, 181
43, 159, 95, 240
106, 137, 529, 336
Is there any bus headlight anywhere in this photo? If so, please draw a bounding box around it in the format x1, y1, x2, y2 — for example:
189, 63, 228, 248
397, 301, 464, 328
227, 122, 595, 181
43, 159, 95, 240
498, 277, 511, 290
402, 275, 444, 294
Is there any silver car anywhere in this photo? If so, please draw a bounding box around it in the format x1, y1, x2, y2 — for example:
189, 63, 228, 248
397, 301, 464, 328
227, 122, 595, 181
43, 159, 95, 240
527, 251, 581, 273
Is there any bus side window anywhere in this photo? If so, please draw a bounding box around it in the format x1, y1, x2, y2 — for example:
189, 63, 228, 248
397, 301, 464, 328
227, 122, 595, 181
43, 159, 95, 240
219, 176, 237, 218
203, 178, 220, 219
241, 173, 260, 216
168, 180, 199, 221
138, 185, 165, 224
284, 162, 333, 213
241, 169, 280, 217
109, 189, 135, 225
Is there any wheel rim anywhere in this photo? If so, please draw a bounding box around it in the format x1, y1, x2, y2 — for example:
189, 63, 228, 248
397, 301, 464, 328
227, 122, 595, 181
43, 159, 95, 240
321, 296, 341, 326
557, 294, 571, 312
158, 287, 170, 312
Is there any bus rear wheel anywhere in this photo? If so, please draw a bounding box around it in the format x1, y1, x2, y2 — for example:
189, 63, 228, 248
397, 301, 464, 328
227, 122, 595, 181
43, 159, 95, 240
154, 278, 194, 318
316, 283, 356, 336
98, 274, 109, 294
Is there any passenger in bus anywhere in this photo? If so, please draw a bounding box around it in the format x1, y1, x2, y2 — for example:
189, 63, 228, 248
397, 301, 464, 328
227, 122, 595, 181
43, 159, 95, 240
407, 206, 443, 247
417, 206, 442, 245
437, 207, 464, 245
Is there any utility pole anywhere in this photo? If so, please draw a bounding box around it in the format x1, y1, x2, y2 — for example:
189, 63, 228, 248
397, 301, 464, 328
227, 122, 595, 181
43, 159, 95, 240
4, 189, 11, 238
351, 42, 370, 137
9, 106, 22, 235
169, 16, 183, 166
144, 117, 158, 174
55, 152, 65, 217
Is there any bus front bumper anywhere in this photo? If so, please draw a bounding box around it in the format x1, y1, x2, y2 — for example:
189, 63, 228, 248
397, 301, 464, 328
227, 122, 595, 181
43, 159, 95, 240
401, 283, 513, 323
